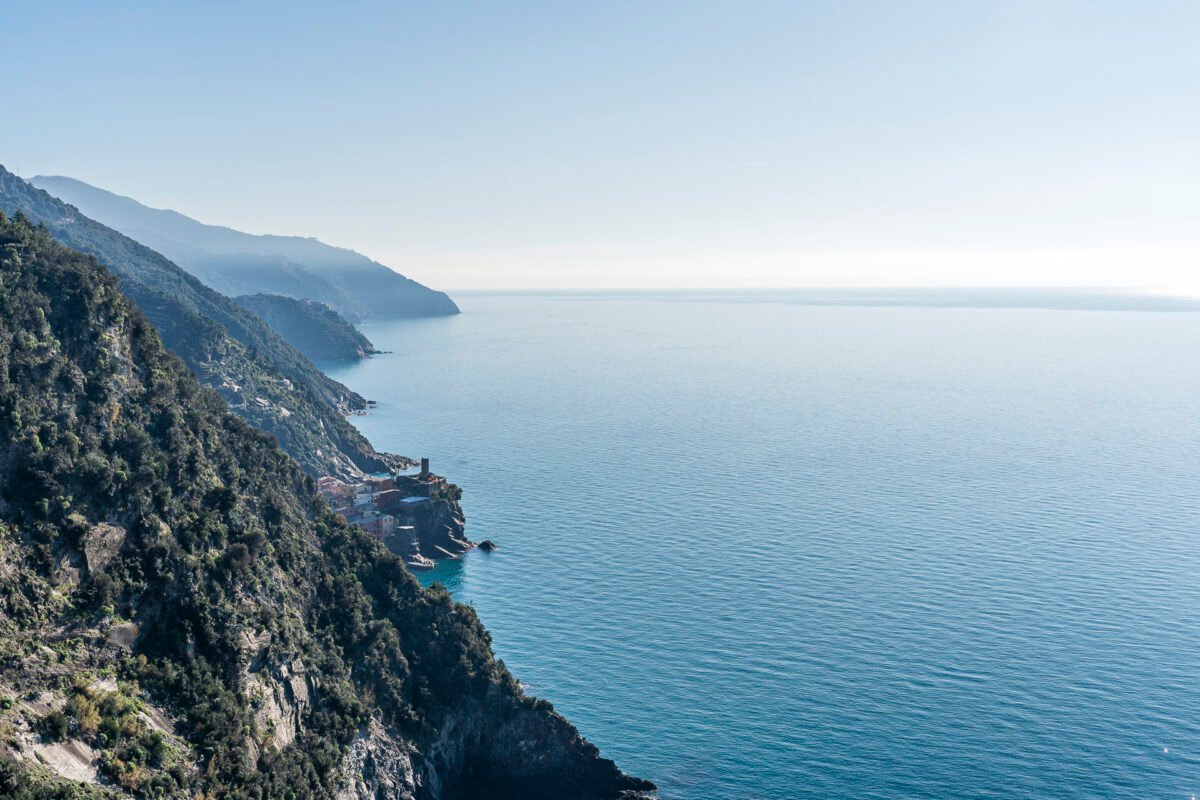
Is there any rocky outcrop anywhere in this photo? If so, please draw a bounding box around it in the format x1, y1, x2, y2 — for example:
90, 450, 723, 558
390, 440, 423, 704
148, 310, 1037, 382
82, 522, 126, 575
29, 739, 100, 784
241, 630, 316, 753
337, 720, 419, 800
410, 499, 472, 562
379, 497, 472, 568
335, 692, 654, 800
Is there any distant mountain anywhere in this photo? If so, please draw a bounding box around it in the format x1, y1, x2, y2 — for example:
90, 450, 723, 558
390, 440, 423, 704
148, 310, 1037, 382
31, 175, 459, 320
183, 251, 371, 321
236, 293, 379, 361
0, 165, 402, 479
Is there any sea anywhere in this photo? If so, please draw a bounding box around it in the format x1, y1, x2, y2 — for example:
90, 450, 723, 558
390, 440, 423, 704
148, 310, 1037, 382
322, 290, 1200, 800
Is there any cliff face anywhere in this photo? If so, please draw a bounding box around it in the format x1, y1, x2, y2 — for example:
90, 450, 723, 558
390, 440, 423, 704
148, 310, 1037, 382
338, 694, 651, 800
378, 495, 472, 569
410, 498, 471, 563
0, 215, 652, 798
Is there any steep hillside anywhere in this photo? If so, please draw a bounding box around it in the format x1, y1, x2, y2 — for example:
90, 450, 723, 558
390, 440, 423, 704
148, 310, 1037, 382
193, 253, 369, 321
236, 294, 379, 362
0, 213, 652, 799
31, 175, 459, 320
0, 166, 398, 479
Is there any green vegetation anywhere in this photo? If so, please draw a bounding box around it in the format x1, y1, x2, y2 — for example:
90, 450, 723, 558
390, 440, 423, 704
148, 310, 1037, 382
39, 680, 175, 792
235, 294, 378, 362
0, 166, 399, 478
0, 759, 109, 800
0, 213, 646, 799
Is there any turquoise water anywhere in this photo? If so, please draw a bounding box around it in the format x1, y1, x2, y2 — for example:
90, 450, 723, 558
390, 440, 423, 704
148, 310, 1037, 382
324, 293, 1200, 799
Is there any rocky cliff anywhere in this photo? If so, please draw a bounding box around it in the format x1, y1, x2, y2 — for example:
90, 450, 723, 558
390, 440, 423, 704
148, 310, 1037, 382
0, 213, 652, 798
382, 495, 472, 569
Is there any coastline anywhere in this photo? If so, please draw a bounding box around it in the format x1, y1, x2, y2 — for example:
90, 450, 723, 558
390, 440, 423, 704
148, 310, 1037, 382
315, 463, 474, 570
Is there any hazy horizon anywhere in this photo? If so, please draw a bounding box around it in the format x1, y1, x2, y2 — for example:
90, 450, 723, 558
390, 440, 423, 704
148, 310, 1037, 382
5, 2, 1199, 291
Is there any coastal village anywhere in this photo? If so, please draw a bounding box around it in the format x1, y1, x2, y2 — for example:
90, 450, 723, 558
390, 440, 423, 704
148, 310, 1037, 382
317, 458, 472, 569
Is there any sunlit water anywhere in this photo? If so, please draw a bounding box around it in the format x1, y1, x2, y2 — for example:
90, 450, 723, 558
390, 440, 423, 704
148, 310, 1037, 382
323, 292, 1200, 800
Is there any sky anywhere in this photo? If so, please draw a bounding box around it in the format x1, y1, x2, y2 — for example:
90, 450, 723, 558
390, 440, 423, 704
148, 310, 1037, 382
3, 1, 1199, 290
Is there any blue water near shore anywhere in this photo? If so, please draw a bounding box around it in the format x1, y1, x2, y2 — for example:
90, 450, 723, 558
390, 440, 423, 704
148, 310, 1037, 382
323, 292, 1200, 800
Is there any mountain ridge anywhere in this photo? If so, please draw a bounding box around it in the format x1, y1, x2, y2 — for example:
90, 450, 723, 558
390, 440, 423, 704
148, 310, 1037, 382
0, 165, 401, 479
236, 293, 380, 362
31, 175, 459, 321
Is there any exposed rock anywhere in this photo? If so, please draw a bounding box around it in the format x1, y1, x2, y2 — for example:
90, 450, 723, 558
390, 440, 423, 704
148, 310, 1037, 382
82, 523, 126, 574
407, 504, 471, 562
138, 704, 178, 738
106, 621, 139, 649
20, 691, 58, 718
337, 718, 418, 800
377, 498, 471, 565
333, 694, 656, 800
52, 563, 81, 588
477, 540, 497, 552
91, 678, 118, 693
240, 629, 271, 672
245, 656, 314, 751
409, 691, 656, 800
31, 739, 99, 784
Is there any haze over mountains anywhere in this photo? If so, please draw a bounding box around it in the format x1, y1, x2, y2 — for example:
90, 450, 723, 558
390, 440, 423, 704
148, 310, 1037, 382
235, 293, 381, 362
0, 165, 399, 479
31, 175, 459, 322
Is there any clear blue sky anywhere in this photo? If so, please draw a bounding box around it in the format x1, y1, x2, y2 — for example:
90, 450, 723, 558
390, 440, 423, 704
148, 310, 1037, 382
3, 1, 1199, 290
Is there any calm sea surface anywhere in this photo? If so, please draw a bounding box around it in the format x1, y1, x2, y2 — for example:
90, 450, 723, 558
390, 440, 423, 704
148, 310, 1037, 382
323, 292, 1200, 800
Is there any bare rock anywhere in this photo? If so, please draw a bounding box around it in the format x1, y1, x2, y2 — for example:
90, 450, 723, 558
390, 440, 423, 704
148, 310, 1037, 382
106, 621, 139, 650
32, 739, 100, 784
82, 523, 126, 575
336, 718, 418, 800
